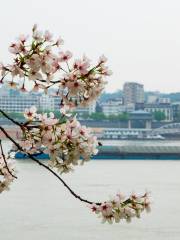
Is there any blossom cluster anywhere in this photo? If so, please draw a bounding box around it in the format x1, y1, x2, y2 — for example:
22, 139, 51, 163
0, 154, 16, 193
89, 192, 151, 224
0, 25, 112, 107
0, 26, 151, 225
19, 106, 98, 173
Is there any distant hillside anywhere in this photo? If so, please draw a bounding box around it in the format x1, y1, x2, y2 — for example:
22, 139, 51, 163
99, 90, 122, 102
160, 92, 180, 102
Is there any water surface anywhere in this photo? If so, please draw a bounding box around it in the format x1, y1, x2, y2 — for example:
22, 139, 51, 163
1, 141, 180, 240
1, 159, 180, 240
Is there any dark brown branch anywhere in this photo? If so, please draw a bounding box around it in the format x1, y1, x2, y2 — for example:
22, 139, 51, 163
0, 125, 101, 205
0, 139, 17, 179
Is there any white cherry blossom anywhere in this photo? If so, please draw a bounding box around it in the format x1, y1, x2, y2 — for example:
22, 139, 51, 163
24, 106, 37, 120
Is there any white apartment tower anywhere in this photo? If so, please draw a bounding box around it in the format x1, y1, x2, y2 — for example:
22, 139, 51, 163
123, 82, 144, 105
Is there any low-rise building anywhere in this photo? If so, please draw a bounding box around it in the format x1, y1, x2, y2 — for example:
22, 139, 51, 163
147, 94, 171, 104
75, 103, 96, 117
39, 95, 54, 111
101, 99, 125, 116
101, 98, 135, 116
0, 94, 39, 113
172, 102, 180, 122
0, 88, 55, 113
147, 95, 158, 104
144, 103, 173, 122
157, 98, 171, 104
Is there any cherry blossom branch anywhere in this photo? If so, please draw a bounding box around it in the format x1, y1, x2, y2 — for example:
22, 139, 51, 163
0, 111, 151, 223
0, 125, 101, 205
0, 109, 148, 210
0, 139, 17, 179
0, 109, 138, 206
0, 25, 151, 223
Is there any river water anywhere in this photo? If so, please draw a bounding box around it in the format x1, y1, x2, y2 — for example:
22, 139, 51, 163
0, 141, 180, 240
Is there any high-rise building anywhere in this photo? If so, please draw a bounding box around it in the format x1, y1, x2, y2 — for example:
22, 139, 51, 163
123, 82, 144, 105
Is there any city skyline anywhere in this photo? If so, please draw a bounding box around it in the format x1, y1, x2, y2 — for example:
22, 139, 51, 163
1, 80, 180, 96
1, 0, 180, 93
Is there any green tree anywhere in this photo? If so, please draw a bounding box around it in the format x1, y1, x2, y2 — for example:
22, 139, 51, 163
90, 112, 106, 120
153, 111, 166, 121
117, 112, 129, 121
106, 113, 129, 121
108, 114, 118, 121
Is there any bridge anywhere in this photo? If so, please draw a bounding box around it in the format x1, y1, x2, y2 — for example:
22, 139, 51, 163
152, 123, 180, 134
98, 122, 180, 139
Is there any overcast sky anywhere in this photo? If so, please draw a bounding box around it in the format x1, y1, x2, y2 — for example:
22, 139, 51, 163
1, 0, 180, 93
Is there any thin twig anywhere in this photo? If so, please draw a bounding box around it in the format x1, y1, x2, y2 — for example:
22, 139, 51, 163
0, 139, 17, 179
